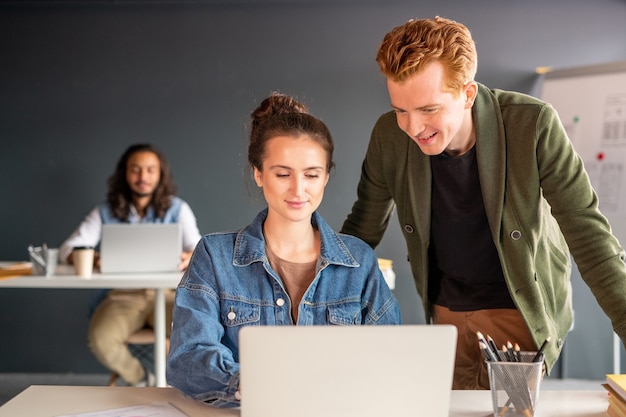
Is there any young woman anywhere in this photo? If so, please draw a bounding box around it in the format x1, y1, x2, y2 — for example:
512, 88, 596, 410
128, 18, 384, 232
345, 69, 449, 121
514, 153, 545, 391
166, 93, 401, 407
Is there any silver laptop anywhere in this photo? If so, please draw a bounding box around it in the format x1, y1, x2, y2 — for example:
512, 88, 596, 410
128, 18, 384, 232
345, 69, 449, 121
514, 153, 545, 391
100, 223, 182, 274
239, 325, 457, 417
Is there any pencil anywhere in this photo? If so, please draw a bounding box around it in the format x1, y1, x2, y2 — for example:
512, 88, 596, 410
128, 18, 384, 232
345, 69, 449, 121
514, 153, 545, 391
504, 341, 515, 362
479, 340, 499, 362
532, 336, 551, 362
477, 332, 500, 361
487, 335, 503, 361
513, 343, 522, 362
476, 331, 488, 346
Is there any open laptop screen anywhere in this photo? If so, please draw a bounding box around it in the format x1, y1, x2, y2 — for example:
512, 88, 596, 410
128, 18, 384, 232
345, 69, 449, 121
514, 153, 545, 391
239, 325, 457, 417
100, 223, 182, 274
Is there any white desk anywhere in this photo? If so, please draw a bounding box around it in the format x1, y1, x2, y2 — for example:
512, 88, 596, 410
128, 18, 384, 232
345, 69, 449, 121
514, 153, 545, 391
0, 266, 182, 387
0, 386, 609, 417
449, 390, 608, 416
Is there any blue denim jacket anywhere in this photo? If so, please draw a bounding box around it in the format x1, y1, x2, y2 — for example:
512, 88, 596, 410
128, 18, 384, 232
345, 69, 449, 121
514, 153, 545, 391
98, 196, 183, 224
166, 209, 401, 407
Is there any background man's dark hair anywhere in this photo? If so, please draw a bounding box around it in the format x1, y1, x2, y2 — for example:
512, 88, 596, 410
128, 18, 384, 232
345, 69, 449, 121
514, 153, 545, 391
107, 143, 177, 221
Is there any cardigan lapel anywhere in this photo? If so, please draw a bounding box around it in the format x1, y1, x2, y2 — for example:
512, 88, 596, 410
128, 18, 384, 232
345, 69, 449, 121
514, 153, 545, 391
474, 84, 506, 241
407, 139, 432, 242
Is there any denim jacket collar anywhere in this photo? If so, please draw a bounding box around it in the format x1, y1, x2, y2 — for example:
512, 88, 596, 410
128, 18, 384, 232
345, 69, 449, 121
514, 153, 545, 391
233, 209, 360, 268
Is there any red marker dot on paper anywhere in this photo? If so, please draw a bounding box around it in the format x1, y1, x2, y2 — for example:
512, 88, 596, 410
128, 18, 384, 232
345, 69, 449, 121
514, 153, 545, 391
597, 152, 605, 161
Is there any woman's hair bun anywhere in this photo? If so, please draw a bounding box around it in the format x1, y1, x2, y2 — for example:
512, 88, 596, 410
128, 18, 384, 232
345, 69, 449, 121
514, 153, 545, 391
251, 92, 308, 126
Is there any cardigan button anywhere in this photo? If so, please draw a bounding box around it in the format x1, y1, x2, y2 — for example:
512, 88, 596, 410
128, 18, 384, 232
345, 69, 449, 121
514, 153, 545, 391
510, 230, 522, 240
404, 225, 414, 233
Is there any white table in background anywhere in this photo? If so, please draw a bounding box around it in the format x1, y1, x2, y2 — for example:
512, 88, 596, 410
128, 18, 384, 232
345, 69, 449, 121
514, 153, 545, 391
0, 386, 609, 417
0, 265, 182, 387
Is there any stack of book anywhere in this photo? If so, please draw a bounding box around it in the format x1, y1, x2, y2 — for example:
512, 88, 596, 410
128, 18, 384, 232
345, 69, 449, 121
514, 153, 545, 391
604, 374, 626, 417
0, 261, 32, 280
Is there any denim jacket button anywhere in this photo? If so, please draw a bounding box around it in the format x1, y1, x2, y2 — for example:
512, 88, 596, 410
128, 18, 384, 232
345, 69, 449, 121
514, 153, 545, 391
227, 311, 236, 321
276, 298, 285, 307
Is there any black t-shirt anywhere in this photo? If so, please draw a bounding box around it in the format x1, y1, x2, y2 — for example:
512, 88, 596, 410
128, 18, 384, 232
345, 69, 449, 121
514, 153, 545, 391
428, 146, 516, 311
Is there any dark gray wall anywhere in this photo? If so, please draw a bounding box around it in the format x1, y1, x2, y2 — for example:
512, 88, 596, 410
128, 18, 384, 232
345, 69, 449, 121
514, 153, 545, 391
1, 0, 626, 379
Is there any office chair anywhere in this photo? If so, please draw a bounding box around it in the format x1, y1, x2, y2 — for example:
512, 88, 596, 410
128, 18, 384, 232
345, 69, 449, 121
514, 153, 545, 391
107, 327, 170, 386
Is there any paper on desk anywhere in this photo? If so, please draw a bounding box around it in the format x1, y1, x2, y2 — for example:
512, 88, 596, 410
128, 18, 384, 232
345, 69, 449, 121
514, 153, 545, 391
55, 401, 189, 417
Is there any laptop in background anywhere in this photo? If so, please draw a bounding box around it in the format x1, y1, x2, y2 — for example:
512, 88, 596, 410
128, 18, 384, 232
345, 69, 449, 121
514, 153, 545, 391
238, 325, 457, 417
100, 223, 182, 274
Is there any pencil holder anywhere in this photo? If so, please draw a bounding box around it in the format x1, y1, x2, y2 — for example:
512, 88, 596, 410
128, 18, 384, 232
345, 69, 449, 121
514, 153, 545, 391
487, 353, 543, 417
28, 245, 58, 277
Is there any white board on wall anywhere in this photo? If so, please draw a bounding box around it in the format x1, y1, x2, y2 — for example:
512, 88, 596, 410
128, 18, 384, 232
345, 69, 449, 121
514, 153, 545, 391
541, 61, 626, 375
540, 61, 626, 245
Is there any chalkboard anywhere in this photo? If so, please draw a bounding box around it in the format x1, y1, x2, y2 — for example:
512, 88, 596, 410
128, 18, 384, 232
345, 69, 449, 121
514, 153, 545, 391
541, 61, 626, 244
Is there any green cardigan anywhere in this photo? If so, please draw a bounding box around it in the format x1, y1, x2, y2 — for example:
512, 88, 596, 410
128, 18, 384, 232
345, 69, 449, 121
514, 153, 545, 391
341, 83, 626, 373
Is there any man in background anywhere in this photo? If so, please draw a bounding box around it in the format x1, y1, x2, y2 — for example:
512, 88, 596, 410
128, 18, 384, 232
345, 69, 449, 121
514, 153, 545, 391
341, 16, 626, 389
60, 143, 201, 386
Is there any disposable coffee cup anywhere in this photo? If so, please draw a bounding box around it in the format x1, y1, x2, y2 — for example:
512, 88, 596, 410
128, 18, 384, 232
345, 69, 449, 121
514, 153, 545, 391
73, 246, 95, 278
